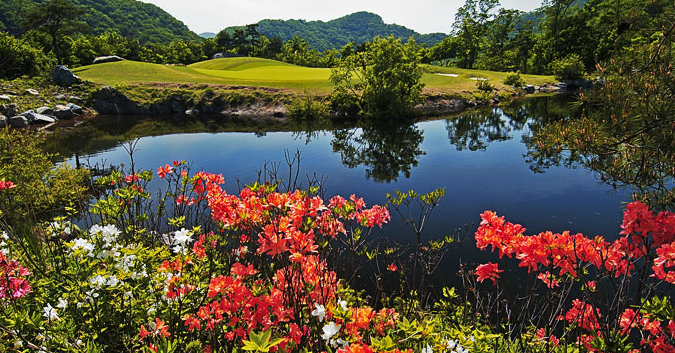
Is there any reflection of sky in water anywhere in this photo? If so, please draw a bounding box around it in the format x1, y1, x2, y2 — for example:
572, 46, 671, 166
67, 103, 631, 283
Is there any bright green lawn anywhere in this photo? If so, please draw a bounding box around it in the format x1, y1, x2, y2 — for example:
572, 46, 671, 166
74, 57, 556, 94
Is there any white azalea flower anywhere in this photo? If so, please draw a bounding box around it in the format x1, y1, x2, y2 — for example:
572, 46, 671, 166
43, 303, 59, 321
56, 298, 67, 310
421, 344, 433, 353
72, 238, 95, 253
446, 339, 457, 349
321, 322, 341, 340
311, 303, 326, 322
173, 228, 192, 245
338, 298, 348, 311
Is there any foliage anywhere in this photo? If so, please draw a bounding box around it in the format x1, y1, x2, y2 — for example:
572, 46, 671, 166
287, 92, 330, 120
21, 0, 88, 65
330, 36, 424, 118
503, 71, 525, 88
0, 32, 49, 79
3, 0, 198, 45
236, 12, 446, 53
549, 53, 585, 81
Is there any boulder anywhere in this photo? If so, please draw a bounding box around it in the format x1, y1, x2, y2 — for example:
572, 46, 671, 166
54, 105, 74, 119
92, 86, 146, 115
0, 114, 6, 128
36, 106, 53, 115
66, 103, 83, 114
18, 110, 36, 123
33, 114, 56, 124
51, 65, 81, 87
54, 94, 67, 100
93, 55, 124, 64
8, 116, 29, 128
212, 52, 224, 59
185, 109, 199, 116
1, 103, 17, 117
68, 96, 83, 103
0, 94, 10, 102
25, 89, 39, 96
523, 85, 536, 94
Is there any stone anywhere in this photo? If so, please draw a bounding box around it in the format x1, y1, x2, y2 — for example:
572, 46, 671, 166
51, 65, 80, 87
66, 103, 83, 114
185, 109, 199, 116
212, 52, 224, 59
0, 114, 6, 128
54, 94, 66, 100
25, 88, 39, 96
523, 85, 536, 94
36, 106, 53, 115
68, 96, 83, 103
0, 94, 10, 102
8, 116, 29, 128
54, 105, 75, 119
1, 103, 17, 117
93, 55, 124, 64
33, 114, 56, 124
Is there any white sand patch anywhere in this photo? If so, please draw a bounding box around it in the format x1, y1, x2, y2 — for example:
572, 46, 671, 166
469, 77, 488, 81
434, 73, 459, 77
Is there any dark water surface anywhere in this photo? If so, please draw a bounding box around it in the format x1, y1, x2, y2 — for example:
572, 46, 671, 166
57, 96, 632, 282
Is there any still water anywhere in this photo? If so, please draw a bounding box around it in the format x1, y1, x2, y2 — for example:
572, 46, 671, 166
57, 96, 631, 280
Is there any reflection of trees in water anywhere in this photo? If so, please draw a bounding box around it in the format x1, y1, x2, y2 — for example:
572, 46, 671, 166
445, 108, 513, 151
331, 123, 425, 183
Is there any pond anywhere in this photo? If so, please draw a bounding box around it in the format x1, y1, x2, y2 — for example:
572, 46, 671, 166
52, 95, 633, 286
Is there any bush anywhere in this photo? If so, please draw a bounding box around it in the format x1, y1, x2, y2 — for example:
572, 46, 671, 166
0, 32, 49, 79
475, 79, 494, 92
550, 54, 585, 81
503, 71, 525, 87
287, 93, 330, 120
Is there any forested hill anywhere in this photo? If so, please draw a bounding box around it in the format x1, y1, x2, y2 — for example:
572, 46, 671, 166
229, 12, 447, 52
0, 0, 199, 44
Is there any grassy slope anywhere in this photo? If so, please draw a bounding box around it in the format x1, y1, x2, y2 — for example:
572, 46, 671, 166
74, 57, 556, 95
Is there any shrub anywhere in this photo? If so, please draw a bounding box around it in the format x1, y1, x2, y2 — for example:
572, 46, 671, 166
287, 93, 330, 120
503, 71, 525, 87
0, 32, 49, 79
475, 79, 494, 92
550, 54, 585, 81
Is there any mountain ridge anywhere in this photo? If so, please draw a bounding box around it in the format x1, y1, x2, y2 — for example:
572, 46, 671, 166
226, 11, 447, 52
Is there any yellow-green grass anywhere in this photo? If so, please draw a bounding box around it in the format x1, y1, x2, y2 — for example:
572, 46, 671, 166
74, 57, 556, 95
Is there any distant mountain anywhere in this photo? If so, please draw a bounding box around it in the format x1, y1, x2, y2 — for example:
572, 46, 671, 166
199, 32, 216, 38
226, 12, 447, 52
0, 0, 199, 44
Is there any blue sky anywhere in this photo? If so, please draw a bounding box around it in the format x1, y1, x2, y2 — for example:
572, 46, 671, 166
142, 0, 543, 35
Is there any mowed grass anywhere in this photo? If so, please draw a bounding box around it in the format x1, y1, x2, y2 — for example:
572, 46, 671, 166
74, 57, 556, 94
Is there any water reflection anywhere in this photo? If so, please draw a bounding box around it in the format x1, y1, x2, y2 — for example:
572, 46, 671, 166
330, 123, 425, 183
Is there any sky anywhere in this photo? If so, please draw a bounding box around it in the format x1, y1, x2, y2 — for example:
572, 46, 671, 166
141, 0, 543, 35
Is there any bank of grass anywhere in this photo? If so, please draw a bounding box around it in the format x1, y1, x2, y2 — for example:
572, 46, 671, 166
74, 57, 556, 96
0, 77, 97, 113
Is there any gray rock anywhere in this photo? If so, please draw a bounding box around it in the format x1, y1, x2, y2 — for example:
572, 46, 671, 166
92, 86, 146, 115
36, 106, 53, 115
185, 109, 199, 116
66, 103, 83, 114
1, 103, 17, 117
33, 114, 56, 124
25, 88, 39, 96
54, 105, 74, 119
0, 94, 10, 102
0, 114, 6, 128
9, 116, 28, 128
212, 52, 224, 59
93, 55, 124, 64
51, 65, 80, 87
54, 94, 66, 100
523, 85, 536, 94
68, 96, 83, 103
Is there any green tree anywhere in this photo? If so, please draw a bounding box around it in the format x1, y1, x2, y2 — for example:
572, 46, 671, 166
330, 36, 424, 118
451, 0, 500, 69
21, 0, 88, 65
0, 32, 48, 78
